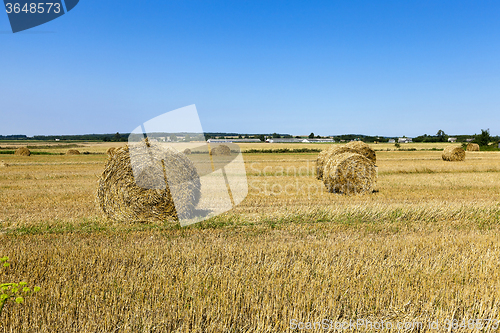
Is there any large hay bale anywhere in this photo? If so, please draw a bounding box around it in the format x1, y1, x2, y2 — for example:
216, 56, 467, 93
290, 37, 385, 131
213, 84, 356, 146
316, 149, 331, 180
466, 143, 480, 151
210, 144, 231, 156
97, 141, 201, 223
442, 146, 465, 161
106, 147, 116, 156
345, 141, 376, 163
323, 152, 377, 195
183, 148, 192, 155
316, 146, 360, 180
66, 149, 80, 155
14, 147, 30, 156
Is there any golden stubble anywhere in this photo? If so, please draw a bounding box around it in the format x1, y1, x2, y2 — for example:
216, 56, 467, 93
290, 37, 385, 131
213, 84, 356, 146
0, 144, 500, 332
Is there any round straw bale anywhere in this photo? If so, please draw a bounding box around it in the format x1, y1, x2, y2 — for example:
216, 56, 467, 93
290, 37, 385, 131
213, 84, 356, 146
316, 146, 359, 180
323, 152, 377, 195
442, 146, 465, 161
345, 141, 376, 163
466, 143, 480, 151
97, 141, 201, 223
106, 147, 116, 156
210, 144, 231, 156
14, 147, 30, 156
0, 160, 9, 167
66, 149, 80, 155
316, 149, 331, 180
183, 148, 192, 155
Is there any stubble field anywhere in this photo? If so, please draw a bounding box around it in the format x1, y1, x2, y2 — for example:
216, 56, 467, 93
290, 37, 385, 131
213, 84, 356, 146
1, 142, 500, 332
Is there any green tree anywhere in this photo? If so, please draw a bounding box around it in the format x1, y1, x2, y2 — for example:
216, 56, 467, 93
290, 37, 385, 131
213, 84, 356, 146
475, 129, 491, 147
184, 134, 191, 142
112, 132, 121, 142
170, 134, 177, 142
258, 135, 265, 142
436, 130, 447, 142
309, 133, 315, 139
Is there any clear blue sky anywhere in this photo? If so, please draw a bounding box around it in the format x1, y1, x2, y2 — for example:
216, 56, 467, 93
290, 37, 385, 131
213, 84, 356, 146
1, 1, 499, 137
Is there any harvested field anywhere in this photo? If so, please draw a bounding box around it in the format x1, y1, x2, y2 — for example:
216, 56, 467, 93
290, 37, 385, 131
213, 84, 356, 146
0, 143, 500, 332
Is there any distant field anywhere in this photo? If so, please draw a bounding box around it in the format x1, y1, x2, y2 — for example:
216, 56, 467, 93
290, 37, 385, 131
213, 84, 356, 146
1, 142, 499, 332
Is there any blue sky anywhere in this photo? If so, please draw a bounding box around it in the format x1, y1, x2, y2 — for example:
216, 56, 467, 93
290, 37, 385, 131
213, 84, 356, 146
1, 1, 499, 137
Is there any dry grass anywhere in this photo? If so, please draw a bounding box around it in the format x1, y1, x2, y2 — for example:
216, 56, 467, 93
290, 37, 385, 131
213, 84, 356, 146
2, 226, 500, 332
1, 143, 500, 331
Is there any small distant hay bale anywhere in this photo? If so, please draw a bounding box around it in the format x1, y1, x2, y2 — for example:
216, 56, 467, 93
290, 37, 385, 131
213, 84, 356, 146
97, 141, 201, 223
210, 144, 231, 156
442, 146, 465, 161
323, 152, 377, 195
466, 143, 480, 151
183, 148, 192, 155
316, 146, 359, 180
66, 149, 80, 155
106, 147, 116, 156
345, 141, 376, 163
0, 160, 9, 167
14, 147, 30, 156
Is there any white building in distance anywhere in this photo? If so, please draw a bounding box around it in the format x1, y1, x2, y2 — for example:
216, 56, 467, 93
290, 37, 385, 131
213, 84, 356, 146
398, 138, 413, 143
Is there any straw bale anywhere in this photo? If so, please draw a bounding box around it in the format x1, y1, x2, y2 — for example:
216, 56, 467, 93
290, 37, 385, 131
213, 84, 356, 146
323, 152, 377, 195
442, 146, 465, 161
316, 146, 359, 180
345, 141, 376, 163
106, 147, 116, 156
466, 143, 480, 151
97, 141, 201, 222
14, 147, 30, 156
210, 144, 231, 156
